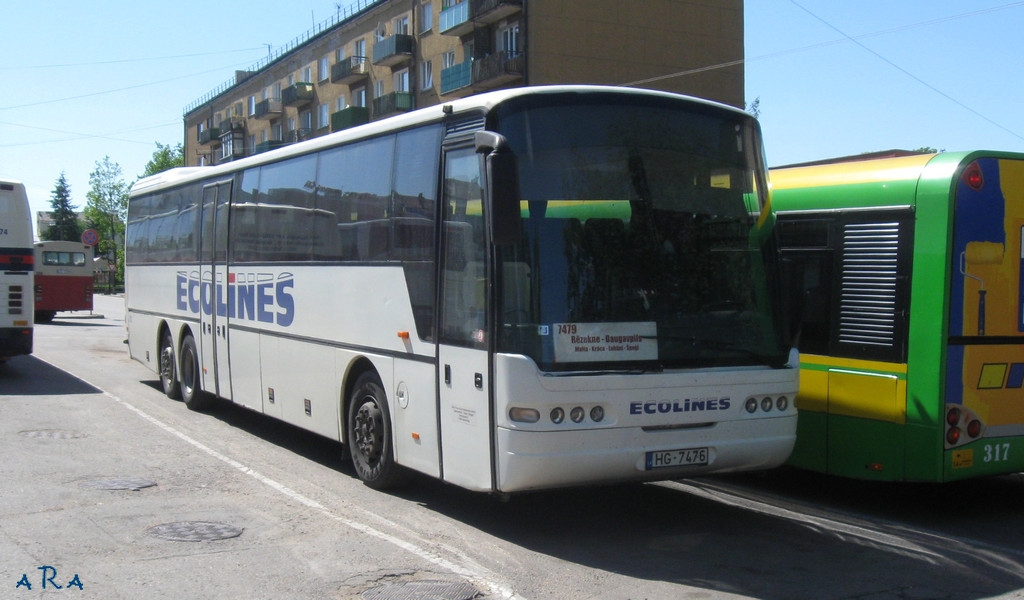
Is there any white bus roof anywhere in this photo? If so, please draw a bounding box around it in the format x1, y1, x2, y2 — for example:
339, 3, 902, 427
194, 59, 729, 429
131, 85, 746, 197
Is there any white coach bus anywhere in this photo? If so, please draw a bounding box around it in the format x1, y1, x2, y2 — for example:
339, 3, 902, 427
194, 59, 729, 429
0, 179, 34, 361
126, 85, 798, 493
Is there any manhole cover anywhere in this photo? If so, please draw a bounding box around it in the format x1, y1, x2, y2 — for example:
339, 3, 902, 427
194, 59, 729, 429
19, 429, 88, 439
361, 580, 479, 600
146, 521, 243, 542
79, 477, 157, 491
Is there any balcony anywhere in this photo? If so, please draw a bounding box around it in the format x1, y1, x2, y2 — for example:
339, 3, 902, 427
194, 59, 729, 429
331, 56, 369, 84
439, 1, 471, 36
440, 52, 523, 97
254, 139, 287, 154
282, 82, 314, 107
474, 51, 523, 88
198, 127, 221, 145
331, 106, 369, 132
372, 34, 414, 67
285, 128, 313, 143
372, 92, 414, 119
440, 0, 522, 37
440, 61, 472, 95
473, 0, 522, 25
253, 98, 283, 120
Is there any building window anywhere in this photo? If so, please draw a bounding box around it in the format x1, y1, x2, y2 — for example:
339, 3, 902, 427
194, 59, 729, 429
442, 51, 456, 70
221, 136, 233, 160
319, 56, 329, 82
374, 80, 385, 98
300, 111, 312, 130
353, 86, 366, 107
336, 47, 347, 61
319, 103, 329, 128
303, 66, 313, 83
354, 38, 366, 60
394, 15, 410, 35
248, 95, 256, 116
419, 3, 432, 34
336, 96, 348, 111
395, 69, 410, 93
500, 23, 520, 55
420, 60, 433, 91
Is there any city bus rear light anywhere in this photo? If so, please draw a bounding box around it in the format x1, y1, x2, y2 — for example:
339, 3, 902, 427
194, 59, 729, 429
946, 427, 961, 445
570, 407, 585, 423
967, 420, 982, 438
776, 396, 789, 411
509, 407, 540, 423
946, 407, 961, 427
550, 407, 565, 424
590, 406, 605, 422
963, 162, 984, 191
745, 398, 758, 413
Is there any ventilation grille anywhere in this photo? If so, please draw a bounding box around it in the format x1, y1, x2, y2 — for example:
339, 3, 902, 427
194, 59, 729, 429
445, 114, 485, 138
839, 222, 900, 347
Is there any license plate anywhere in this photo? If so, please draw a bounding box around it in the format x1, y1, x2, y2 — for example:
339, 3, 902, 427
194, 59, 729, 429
646, 447, 709, 469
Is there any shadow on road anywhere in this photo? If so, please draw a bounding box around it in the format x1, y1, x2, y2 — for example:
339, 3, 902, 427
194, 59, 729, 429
0, 355, 103, 396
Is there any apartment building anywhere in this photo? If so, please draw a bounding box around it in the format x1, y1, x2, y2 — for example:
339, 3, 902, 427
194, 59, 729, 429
184, 0, 744, 167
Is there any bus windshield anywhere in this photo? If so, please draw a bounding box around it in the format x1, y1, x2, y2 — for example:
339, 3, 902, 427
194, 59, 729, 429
492, 95, 786, 371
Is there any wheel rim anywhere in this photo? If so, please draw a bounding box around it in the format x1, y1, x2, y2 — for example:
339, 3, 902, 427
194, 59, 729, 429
160, 345, 174, 384
353, 399, 383, 465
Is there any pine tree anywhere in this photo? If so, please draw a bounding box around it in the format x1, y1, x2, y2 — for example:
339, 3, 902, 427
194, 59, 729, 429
44, 172, 82, 241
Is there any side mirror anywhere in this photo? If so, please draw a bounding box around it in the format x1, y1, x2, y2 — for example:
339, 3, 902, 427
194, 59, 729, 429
476, 131, 522, 245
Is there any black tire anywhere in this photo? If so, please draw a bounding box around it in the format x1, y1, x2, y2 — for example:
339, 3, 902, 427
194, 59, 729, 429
159, 330, 181, 399
179, 333, 214, 411
347, 372, 408, 489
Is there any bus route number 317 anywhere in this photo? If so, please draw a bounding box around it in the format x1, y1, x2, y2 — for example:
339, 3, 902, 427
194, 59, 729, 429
646, 447, 709, 469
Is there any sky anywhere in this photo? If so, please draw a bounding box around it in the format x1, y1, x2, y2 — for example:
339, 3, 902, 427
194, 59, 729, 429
2, 0, 1022, 238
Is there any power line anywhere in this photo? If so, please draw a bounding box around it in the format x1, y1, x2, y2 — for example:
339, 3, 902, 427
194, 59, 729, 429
0, 59, 257, 111
789, 0, 1024, 143
0, 47, 267, 70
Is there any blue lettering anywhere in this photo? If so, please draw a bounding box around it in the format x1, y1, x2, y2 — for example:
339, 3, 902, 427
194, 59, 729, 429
16, 573, 30, 590
691, 400, 705, 411
200, 281, 214, 316
216, 282, 228, 317
644, 403, 656, 415
67, 574, 84, 590
38, 566, 61, 589
257, 283, 274, 323
237, 283, 255, 320
629, 402, 642, 415
176, 275, 187, 310
188, 278, 201, 314
276, 279, 295, 326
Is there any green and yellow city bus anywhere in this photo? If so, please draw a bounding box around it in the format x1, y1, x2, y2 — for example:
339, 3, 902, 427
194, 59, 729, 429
772, 151, 1024, 481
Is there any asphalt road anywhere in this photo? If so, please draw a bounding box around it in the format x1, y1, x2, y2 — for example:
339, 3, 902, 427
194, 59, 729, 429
2, 294, 1023, 600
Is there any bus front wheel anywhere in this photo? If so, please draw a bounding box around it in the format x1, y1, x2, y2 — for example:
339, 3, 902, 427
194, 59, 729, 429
159, 330, 180, 399
179, 334, 214, 412
347, 372, 407, 490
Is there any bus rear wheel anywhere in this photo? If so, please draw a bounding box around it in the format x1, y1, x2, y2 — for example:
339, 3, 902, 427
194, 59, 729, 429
179, 333, 214, 411
159, 330, 180, 399
347, 372, 408, 490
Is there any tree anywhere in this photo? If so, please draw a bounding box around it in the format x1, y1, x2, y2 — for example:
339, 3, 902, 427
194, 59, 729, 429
140, 142, 184, 178
43, 172, 82, 242
746, 97, 761, 119
85, 156, 128, 289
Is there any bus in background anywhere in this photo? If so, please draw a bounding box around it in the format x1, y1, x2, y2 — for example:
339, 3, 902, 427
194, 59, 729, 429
772, 151, 1024, 482
126, 85, 798, 494
0, 179, 33, 361
33, 240, 94, 323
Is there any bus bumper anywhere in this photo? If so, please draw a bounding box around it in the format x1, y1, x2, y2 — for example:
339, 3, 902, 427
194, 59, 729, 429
494, 415, 796, 493
0, 327, 33, 360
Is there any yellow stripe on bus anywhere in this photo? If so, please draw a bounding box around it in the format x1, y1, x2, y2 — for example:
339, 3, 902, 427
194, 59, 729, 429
771, 154, 935, 191
796, 353, 908, 424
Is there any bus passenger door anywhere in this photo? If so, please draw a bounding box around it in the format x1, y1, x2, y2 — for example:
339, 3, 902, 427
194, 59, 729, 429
436, 146, 494, 492
198, 181, 233, 401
